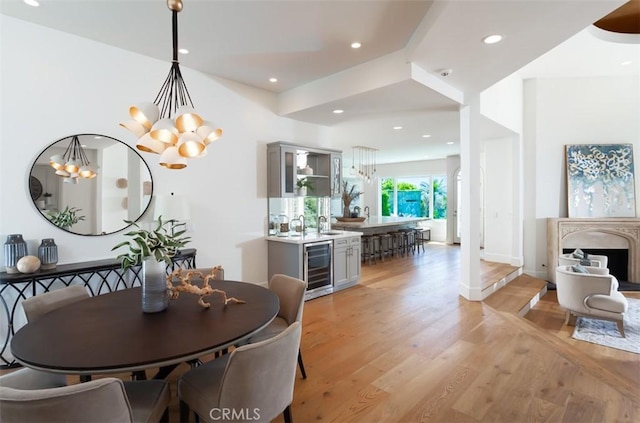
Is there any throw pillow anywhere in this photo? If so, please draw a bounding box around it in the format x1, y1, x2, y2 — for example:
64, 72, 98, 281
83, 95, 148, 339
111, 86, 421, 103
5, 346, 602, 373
579, 258, 593, 266
571, 264, 589, 274
572, 248, 585, 259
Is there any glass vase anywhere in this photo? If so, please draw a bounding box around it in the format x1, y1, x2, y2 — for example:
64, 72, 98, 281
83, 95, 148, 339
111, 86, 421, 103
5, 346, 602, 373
4, 234, 28, 274
141, 256, 169, 313
38, 238, 58, 270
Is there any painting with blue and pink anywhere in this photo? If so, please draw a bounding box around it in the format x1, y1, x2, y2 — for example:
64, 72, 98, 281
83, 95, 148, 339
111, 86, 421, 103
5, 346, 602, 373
566, 144, 636, 218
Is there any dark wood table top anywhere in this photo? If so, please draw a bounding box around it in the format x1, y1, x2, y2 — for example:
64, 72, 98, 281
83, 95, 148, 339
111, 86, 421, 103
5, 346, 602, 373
11, 281, 279, 375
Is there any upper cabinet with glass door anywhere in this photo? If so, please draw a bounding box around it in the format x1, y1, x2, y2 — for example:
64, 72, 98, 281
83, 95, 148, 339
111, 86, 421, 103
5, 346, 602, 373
266, 142, 342, 198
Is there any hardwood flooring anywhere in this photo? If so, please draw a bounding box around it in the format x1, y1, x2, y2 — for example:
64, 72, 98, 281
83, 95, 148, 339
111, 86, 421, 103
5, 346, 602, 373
3, 242, 639, 422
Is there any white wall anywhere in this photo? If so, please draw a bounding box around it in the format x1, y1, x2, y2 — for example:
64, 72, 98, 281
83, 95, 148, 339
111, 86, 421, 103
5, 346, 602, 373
483, 137, 514, 263
0, 16, 330, 283
523, 76, 640, 279
480, 73, 523, 134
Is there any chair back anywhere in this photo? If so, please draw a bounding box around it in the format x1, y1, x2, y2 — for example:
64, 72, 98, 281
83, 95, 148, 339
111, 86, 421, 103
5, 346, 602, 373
268, 274, 307, 325
217, 322, 301, 422
0, 377, 133, 423
0, 368, 67, 391
22, 285, 89, 322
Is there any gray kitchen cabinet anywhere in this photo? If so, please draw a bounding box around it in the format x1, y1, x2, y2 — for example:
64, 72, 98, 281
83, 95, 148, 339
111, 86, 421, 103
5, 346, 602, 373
333, 236, 361, 289
267, 144, 298, 197
267, 142, 341, 198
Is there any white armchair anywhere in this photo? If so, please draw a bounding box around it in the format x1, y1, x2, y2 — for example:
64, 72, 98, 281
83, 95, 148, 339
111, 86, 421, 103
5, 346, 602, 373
555, 265, 628, 337
558, 250, 608, 268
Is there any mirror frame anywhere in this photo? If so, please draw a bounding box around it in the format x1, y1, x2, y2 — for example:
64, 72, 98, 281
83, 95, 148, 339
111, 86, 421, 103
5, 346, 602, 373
29, 133, 154, 236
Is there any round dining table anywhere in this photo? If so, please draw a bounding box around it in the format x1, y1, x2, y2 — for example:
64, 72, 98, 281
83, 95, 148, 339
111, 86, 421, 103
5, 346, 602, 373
10, 281, 279, 376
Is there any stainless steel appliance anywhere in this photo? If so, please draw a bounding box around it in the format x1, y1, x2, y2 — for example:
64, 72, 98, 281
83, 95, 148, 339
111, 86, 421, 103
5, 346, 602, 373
303, 240, 333, 299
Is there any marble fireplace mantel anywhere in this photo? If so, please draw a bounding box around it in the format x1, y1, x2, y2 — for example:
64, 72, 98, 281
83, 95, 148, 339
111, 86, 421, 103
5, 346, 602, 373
547, 218, 640, 283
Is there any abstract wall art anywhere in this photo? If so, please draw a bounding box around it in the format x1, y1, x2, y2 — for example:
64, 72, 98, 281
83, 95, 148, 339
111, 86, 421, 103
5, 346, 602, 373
566, 144, 636, 218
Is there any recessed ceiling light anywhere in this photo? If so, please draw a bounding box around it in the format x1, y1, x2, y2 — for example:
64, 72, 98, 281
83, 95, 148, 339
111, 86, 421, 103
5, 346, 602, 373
446, 141, 454, 145
422, 134, 431, 138
393, 126, 403, 130
333, 109, 344, 114
24, 0, 39, 7
351, 42, 362, 49
178, 48, 189, 55
269, 77, 278, 83
621, 60, 633, 66
482, 34, 503, 44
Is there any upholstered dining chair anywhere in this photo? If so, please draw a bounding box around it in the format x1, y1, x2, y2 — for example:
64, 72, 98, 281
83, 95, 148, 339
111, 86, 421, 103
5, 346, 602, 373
0, 376, 171, 423
555, 265, 628, 337
22, 284, 89, 323
248, 273, 308, 379
14, 285, 91, 386
178, 321, 302, 423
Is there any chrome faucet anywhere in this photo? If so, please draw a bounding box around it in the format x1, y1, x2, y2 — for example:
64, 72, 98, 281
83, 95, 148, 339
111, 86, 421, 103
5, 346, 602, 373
317, 215, 327, 233
364, 206, 370, 220
298, 215, 305, 233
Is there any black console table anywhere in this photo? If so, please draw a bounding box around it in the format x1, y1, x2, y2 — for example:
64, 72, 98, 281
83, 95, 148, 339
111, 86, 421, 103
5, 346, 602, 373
0, 249, 196, 368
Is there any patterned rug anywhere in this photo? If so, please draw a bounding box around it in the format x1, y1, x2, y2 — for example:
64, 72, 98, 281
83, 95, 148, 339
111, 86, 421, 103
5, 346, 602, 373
572, 298, 640, 354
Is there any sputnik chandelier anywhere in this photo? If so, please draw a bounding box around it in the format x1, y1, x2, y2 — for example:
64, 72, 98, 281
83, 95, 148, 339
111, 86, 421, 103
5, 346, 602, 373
350, 146, 378, 183
49, 136, 97, 184
120, 0, 222, 170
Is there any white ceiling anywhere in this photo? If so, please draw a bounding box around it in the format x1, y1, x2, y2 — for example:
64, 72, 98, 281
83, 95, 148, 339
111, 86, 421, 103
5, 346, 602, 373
2, 0, 639, 164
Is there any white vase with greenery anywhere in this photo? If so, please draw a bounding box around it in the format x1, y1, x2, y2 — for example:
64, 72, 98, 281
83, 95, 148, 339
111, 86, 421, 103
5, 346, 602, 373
112, 217, 191, 313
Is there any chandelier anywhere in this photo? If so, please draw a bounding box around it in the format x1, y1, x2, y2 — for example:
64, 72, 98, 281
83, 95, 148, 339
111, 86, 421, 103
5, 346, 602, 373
49, 136, 97, 184
350, 146, 378, 183
120, 0, 222, 170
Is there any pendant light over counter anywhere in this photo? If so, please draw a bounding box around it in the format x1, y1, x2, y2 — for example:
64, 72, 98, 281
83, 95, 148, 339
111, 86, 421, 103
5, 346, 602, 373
120, 0, 222, 170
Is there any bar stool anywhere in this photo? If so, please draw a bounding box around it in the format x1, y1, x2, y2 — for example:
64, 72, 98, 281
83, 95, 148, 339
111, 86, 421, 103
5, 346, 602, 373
387, 232, 403, 257
378, 233, 393, 262
361, 235, 380, 265
413, 228, 429, 253
398, 228, 415, 255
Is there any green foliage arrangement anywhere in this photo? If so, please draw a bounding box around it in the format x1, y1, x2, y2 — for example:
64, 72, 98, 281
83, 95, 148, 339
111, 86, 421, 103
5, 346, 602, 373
46, 206, 85, 229
111, 217, 191, 272
296, 177, 314, 191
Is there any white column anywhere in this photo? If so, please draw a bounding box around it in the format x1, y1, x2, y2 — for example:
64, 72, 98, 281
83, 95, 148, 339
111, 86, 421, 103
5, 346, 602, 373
459, 94, 482, 300
511, 133, 524, 267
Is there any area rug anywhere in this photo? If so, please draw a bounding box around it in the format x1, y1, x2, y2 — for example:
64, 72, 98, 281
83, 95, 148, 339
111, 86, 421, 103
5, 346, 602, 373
572, 298, 640, 354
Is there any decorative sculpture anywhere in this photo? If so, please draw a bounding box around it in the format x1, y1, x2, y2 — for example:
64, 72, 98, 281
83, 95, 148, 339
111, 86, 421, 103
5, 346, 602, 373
166, 266, 245, 309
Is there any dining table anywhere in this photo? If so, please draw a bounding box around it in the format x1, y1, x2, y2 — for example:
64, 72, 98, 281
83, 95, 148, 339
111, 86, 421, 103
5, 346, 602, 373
10, 281, 279, 378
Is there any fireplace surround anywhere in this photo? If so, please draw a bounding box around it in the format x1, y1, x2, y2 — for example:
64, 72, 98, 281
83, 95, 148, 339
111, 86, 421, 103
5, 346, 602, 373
547, 218, 640, 284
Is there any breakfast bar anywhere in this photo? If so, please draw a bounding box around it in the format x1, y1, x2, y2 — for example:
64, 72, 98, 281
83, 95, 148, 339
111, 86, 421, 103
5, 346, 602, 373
331, 216, 430, 235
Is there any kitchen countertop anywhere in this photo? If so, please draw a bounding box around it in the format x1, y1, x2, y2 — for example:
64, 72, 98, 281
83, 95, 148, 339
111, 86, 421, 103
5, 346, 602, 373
266, 230, 363, 244
332, 216, 429, 229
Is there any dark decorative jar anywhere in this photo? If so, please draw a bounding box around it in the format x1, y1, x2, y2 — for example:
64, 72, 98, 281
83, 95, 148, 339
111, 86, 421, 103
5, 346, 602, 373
38, 238, 58, 270
4, 234, 28, 274
141, 256, 169, 313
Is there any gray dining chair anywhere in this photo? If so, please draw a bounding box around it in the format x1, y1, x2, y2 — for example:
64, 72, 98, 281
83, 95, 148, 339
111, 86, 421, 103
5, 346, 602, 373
22, 284, 89, 323
247, 274, 308, 379
13, 285, 91, 386
178, 321, 302, 423
0, 377, 171, 423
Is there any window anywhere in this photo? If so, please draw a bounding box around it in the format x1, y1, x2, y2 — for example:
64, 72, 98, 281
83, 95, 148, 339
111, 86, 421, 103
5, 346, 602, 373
380, 176, 447, 219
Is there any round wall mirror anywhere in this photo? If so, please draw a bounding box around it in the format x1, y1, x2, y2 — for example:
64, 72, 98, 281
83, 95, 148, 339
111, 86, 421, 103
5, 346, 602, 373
30, 134, 153, 236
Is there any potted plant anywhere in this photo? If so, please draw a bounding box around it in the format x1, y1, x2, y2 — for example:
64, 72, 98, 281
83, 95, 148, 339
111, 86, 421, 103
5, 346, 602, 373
341, 181, 362, 218
296, 178, 314, 196
112, 216, 191, 312
46, 206, 85, 230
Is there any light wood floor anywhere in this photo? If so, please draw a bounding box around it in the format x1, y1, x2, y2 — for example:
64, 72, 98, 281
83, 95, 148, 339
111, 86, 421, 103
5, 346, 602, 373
4, 242, 639, 422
